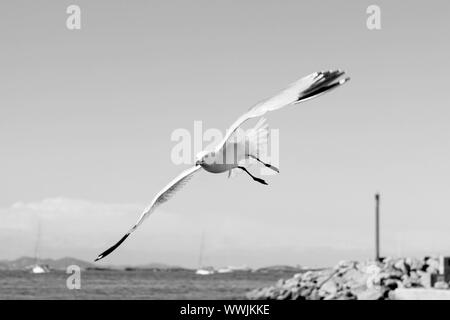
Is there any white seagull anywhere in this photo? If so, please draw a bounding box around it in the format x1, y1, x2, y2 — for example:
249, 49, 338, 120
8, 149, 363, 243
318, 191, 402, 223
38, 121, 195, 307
95, 69, 350, 261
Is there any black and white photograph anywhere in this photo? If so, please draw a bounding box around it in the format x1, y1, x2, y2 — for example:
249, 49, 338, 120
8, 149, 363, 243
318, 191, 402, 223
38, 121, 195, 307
1, 0, 450, 311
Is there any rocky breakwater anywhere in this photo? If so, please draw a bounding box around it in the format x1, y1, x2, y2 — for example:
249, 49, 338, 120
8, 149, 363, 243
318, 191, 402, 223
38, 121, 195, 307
247, 257, 447, 300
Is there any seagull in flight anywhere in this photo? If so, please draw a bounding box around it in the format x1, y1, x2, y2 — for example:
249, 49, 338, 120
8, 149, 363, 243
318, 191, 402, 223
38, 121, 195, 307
95, 69, 350, 261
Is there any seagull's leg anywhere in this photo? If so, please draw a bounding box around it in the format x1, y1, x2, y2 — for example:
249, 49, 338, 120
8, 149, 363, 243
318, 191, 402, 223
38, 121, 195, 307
247, 155, 280, 173
237, 166, 268, 185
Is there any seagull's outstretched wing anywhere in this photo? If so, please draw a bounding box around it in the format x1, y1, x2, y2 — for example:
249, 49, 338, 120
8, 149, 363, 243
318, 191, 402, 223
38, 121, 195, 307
95, 165, 202, 261
215, 70, 350, 153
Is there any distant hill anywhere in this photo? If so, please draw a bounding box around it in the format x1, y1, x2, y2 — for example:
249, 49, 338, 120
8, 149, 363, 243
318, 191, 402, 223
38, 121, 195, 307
0, 257, 95, 271
119, 262, 189, 271
255, 265, 305, 273
0, 257, 189, 271
136, 262, 182, 269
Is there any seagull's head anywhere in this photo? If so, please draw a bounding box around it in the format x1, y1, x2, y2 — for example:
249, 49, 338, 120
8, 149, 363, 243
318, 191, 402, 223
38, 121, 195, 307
195, 150, 214, 166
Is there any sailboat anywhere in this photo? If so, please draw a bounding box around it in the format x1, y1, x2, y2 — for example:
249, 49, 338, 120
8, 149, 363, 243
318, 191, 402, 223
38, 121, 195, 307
30, 220, 50, 274
195, 232, 214, 275
31, 264, 47, 274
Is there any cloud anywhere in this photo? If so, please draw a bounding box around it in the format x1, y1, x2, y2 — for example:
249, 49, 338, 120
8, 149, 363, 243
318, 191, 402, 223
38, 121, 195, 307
0, 198, 142, 260
2, 196, 441, 268
3, 197, 141, 232
0, 197, 372, 267
0, 197, 251, 265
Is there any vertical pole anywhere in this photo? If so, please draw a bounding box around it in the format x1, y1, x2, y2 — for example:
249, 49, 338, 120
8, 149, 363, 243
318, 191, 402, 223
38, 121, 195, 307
375, 193, 380, 262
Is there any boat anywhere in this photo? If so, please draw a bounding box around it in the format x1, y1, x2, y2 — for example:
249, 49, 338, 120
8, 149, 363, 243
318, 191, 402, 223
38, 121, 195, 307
195, 232, 214, 275
228, 265, 251, 272
195, 267, 215, 275
217, 265, 252, 273
31, 264, 49, 274
217, 267, 233, 274
29, 220, 50, 274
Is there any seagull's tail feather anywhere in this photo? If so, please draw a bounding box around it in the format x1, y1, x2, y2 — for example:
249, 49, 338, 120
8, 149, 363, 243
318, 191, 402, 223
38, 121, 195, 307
247, 117, 269, 158
295, 70, 350, 104
227, 118, 269, 179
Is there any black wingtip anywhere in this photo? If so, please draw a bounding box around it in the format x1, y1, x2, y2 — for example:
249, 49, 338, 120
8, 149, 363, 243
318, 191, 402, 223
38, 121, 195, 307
264, 163, 280, 173
340, 77, 351, 84
95, 233, 131, 262
254, 177, 268, 185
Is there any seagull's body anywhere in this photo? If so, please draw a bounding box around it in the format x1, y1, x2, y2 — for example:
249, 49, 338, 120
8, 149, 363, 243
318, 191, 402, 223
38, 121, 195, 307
200, 118, 270, 174
95, 70, 350, 261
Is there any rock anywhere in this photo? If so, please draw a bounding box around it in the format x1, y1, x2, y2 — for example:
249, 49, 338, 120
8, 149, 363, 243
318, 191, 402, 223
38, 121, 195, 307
324, 293, 337, 300
302, 271, 314, 280
290, 287, 300, 300
386, 268, 404, 280
299, 287, 313, 298
394, 259, 409, 274
418, 271, 432, 288
277, 289, 291, 300
387, 290, 398, 300
247, 255, 450, 300
402, 278, 414, 288
425, 257, 440, 274
284, 278, 299, 290
409, 271, 420, 282
364, 263, 382, 288
341, 267, 366, 282
316, 269, 335, 281
383, 257, 394, 267
293, 273, 303, 280
434, 281, 449, 290
384, 279, 399, 290
309, 289, 320, 300
356, 288, 383, 300
340, 289, 357, 300
276, 279, 285, 287
426, 265, 439, 275
293, 292, 306, 300
336, 260, 355, 269
407, 258, 424, 271
372, 272, 391, 286
319, 280, 338, 296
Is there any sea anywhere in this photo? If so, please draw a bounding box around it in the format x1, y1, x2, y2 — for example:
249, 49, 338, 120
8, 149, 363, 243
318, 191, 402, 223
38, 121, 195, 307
0, 269, 298, 300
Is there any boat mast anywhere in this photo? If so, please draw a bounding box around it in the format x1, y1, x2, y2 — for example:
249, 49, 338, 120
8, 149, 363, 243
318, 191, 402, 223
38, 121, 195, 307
197, 231, 205, 268
34, 219, 41, 265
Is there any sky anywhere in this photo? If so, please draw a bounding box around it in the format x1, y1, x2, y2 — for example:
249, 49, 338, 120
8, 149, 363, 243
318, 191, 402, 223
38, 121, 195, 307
1, 1, 450, 268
